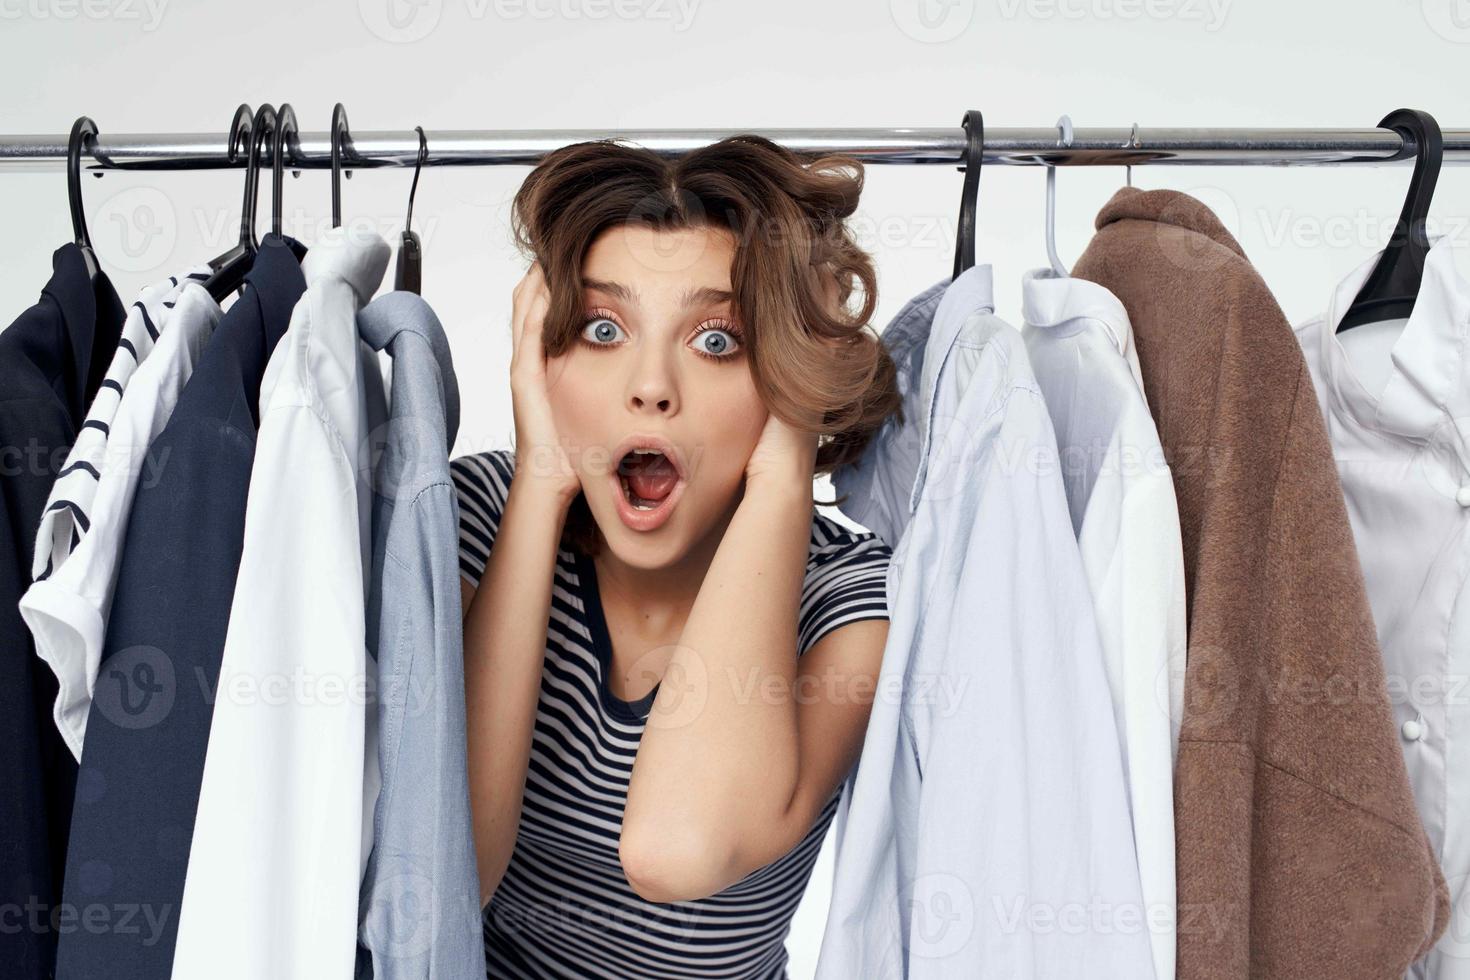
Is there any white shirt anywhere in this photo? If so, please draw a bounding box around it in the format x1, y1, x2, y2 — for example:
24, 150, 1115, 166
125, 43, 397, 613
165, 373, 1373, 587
1294, 236, 1470, 980
170, 228, 390, 980
817, 265, 1155, 979
21, 266, 214, 757
1020, 268, 1186, 980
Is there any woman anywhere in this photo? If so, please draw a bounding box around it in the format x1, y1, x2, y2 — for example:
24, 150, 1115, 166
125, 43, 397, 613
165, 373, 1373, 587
453, 134, 902, 978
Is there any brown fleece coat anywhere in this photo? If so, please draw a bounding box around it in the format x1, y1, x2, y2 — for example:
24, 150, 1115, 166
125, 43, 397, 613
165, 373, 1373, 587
1072, 187, 1448, 980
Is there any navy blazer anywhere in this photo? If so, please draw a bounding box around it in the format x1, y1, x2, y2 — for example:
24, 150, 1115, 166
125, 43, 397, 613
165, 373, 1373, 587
1, 243, 124, 980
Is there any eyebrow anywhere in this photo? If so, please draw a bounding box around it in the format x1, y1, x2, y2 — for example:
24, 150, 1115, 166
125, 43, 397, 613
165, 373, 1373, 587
584, 278, 733, 308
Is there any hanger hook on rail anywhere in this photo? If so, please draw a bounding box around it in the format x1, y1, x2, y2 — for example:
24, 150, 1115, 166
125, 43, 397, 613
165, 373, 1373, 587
394, 126, 429, 294
67, 116, 102, 279
331, 103, 353, 229
1045, 115, 1073, 277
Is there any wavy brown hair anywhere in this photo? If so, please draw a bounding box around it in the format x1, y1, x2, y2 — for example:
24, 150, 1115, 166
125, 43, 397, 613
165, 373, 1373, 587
510, 133, 903, 557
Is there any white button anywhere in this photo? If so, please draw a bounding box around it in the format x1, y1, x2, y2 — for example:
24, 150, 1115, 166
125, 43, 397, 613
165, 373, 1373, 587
1402, 719, 1424, 741
1457, 486, 1470, 507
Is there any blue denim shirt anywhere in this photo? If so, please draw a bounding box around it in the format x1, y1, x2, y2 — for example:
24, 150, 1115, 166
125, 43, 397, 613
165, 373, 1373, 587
816, 266, 1155, 979
355, 292, 486, 980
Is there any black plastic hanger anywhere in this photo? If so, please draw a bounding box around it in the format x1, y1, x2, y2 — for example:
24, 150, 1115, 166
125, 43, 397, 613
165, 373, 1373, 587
203, 104, 273, 301
68, 116, 101, 281
952, 110, 984, 280
1338, 109, 1444, 332
330, 103, 352, 229
271, 104, 298, 239
394, 126, 427, 294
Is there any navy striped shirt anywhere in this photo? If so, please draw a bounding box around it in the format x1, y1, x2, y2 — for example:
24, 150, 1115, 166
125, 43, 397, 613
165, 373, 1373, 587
450, 449, 891, 979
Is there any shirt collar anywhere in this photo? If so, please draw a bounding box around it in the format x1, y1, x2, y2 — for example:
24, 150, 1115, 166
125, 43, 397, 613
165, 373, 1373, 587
828, 274, 948, 549
910, 263, 996, 513
300, 225, 390, 306
1020, 267, 1133, 356
357, 290, 460, 451
1314, 235, 1470, 442
831, 265, 1001, 546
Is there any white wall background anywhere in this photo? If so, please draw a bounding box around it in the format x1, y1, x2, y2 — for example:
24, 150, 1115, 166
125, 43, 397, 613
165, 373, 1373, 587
2, 0, 1468, 974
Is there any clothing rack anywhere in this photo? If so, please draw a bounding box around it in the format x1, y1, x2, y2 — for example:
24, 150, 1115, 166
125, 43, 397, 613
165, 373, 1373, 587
3, 126, 1470, 172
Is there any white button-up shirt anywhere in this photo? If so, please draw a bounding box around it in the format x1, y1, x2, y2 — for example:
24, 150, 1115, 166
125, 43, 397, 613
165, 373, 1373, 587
816, 265, 1155, 979
1294, 236, 1470, 980
21, 267, 215, 758
1020, 268, 1186, 980
171, 227, 390, 980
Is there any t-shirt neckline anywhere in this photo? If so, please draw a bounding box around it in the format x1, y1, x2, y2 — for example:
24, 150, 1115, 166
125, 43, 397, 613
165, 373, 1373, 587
573, 547, 659, 723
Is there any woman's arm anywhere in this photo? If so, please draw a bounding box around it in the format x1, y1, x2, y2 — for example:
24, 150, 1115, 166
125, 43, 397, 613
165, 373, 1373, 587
620, 429, 889, 904
460, 479, 574, 907
463, 260, 584, 907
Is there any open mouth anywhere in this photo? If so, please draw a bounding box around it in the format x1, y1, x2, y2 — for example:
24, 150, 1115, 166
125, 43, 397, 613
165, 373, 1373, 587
609, 439, 687, 531
618, 448, 680, 509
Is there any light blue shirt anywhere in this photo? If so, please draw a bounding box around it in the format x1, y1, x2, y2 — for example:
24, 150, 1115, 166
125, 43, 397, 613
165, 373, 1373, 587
355, 291, 486, 980
816, 265, 1156, 979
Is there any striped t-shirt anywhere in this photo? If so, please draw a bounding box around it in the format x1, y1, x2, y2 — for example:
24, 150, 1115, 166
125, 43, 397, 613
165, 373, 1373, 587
450, 448, 892, 980
29, 266, 212, 581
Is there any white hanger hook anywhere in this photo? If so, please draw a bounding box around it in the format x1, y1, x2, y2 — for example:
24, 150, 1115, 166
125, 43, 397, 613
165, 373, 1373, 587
1046, 115, 1073, 277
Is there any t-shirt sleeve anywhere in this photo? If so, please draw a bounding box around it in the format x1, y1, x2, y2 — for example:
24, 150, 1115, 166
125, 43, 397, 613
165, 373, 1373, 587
450, 449, 516, 587
798, 518, 893, 657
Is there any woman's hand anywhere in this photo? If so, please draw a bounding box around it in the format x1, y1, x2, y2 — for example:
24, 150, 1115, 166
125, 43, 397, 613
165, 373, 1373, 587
509, 261, 582, 504
744, 409, 818, 495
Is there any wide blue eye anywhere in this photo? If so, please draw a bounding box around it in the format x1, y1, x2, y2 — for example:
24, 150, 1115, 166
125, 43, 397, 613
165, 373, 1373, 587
693, 328, 739, 357
582, 317, 624, 345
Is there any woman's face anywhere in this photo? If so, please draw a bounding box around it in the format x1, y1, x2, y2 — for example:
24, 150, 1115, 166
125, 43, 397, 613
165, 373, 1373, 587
545, 221, 768, 570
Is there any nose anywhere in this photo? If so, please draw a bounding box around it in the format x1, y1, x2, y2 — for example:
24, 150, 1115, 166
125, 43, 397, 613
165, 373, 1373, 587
625, 347, 678, 416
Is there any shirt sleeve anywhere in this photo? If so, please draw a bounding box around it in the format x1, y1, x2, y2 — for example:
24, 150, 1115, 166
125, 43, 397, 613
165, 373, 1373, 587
450, 449, 516, 587
798, 519, 892, 657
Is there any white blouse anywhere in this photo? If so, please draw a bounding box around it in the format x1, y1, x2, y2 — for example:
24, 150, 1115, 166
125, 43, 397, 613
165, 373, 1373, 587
1294, 236, 1470, 980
